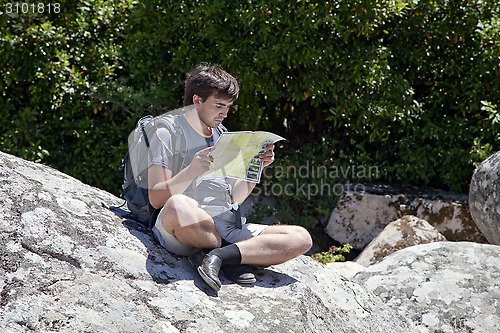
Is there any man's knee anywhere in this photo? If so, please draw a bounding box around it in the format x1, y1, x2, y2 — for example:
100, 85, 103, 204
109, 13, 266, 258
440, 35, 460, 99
290, 226, 313, 254
162, 194, 198, 226
162, 194, 221, 249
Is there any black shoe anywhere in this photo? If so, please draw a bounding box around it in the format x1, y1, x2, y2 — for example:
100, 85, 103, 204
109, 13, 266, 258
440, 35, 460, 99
197, 254, 222, 291
222, 264, 256, 285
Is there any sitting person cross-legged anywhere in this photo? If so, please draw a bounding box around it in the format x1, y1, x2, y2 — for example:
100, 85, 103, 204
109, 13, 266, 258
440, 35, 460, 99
147, 64, 312, 291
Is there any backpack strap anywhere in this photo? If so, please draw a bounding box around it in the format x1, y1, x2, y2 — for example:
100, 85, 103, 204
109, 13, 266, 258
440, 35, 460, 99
119, 115, 153, 172
170, 117, 187, 177
139, 116, 152, 148
216, 123, 228, 135
148, 205, 161, 229
152, 115, 187, 177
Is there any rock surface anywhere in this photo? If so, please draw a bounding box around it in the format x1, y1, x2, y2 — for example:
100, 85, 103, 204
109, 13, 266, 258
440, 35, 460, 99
355, 215, 446, 266
325, 184, 485, 250
327, 261, 365, 279
469, 150, 500, 245
354, 242, 500, 333
0, 151, 416, 333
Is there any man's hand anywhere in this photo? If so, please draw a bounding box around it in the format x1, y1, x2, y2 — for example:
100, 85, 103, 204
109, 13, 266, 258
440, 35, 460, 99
259, 144, 275, 168
187, 146, 214, 178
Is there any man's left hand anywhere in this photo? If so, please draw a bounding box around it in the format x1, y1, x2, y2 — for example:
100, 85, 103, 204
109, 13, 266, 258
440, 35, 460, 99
259, 144, 275, 168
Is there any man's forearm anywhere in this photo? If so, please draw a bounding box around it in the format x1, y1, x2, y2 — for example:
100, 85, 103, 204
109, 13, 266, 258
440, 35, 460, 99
231, 179, 257, 203
148, 166, 197, 209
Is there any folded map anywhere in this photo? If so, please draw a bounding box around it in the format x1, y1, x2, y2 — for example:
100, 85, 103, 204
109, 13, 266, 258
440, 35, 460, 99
200, 131, 285, 183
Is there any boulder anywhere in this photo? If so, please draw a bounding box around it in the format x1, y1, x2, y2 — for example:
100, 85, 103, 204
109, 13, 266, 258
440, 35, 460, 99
355, 215, 446, 266
0, 151, 417, 332
353, 242, 500, 333
325, 184, 485, 250
469, 150, 500, 245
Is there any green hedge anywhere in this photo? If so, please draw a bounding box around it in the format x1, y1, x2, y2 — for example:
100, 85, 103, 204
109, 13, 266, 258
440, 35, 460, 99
0, 0, 136, 190
1, 1, 499, 217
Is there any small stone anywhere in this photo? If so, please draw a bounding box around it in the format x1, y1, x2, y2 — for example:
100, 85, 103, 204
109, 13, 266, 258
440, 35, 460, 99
355, 215, 446, 266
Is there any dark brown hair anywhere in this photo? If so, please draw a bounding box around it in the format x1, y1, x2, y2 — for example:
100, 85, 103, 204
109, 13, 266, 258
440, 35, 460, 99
183, 64, 240, 106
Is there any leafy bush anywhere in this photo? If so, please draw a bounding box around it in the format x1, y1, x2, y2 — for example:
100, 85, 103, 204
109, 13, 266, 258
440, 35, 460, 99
0, 0, 136, 191
1, 0, 498, 211
112, 0, 500, 195
312, 244, 353, 264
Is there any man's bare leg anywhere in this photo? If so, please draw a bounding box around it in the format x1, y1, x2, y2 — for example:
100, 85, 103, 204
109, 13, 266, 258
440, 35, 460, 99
161, 194, 221, 249
236, 225, 313, 266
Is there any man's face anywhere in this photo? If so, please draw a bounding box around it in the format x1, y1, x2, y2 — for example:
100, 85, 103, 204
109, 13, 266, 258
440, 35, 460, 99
195, 95, 233, 128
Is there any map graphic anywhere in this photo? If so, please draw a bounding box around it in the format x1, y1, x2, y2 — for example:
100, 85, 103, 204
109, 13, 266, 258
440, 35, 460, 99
200, 131, 285, 183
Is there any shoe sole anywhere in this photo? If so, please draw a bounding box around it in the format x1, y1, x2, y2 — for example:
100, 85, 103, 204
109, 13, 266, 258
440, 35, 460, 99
197, 266, 221, 292
233, 277, 256, 285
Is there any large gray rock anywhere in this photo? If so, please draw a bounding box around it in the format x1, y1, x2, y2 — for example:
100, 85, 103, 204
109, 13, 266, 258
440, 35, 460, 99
469, 151, 500, 245
327, 261, 365, 279
355, 215, 446, 266
353, 242, 500, 333
0, 151, 416, 333
326, 185, 485, 250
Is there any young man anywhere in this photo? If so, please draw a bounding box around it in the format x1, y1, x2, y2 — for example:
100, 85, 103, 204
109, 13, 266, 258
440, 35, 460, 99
147, 64, 312, 291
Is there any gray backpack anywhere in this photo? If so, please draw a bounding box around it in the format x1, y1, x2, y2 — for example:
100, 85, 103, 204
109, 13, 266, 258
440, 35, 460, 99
120, 113, 187, 228
120, 112, 226, 228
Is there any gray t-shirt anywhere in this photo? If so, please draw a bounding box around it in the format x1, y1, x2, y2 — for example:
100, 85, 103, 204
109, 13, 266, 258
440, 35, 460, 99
148, 114, 231, 203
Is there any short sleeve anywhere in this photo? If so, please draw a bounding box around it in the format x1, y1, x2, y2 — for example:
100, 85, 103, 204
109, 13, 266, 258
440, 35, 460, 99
148, 127, 174, 171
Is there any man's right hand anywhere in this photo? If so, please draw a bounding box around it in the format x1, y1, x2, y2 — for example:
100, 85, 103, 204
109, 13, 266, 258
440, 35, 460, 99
187, 146, 214, 178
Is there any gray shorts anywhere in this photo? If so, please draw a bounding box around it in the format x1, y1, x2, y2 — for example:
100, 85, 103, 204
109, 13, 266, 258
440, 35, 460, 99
152, 204, 267, 256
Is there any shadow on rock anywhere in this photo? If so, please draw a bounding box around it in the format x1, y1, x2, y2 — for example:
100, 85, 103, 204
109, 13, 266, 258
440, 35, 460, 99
110, 206, 297, 295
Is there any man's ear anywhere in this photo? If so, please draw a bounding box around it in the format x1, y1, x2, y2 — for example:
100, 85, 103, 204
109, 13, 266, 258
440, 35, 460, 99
193, 95, 203, 106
